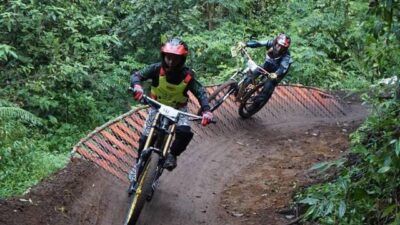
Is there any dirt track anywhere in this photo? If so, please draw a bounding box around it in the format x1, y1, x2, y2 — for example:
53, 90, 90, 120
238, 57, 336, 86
0, 95, 367, 225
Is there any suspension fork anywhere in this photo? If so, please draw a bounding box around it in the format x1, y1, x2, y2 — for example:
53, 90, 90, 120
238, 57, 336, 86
152, 122, 176, 192
162, 124, 176, 157
143, 112, 161, 151
134, 112, 161, 179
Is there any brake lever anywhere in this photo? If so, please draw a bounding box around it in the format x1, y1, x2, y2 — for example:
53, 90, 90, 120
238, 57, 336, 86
189, 118, 217, 124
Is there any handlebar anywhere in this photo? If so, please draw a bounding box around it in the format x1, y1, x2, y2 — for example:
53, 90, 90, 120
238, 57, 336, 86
128, 87, 216, 124
237, 45, 271, 77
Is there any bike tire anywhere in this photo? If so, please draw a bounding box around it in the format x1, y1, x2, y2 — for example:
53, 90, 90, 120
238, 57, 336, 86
238, 84, 269, 119
124, 152, 160, 225
198, 80, 238, 115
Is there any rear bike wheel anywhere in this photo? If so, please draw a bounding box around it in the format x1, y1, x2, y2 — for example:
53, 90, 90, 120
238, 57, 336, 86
124, 151, 160, 225
238, 84, 269, 119
198, 80, 238, 115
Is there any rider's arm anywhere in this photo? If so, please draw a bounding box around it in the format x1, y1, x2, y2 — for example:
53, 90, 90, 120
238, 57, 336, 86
275, 51, 292, 78
246, 40, 273, 48
130, 63, 161, 87
186, 75, 211, 112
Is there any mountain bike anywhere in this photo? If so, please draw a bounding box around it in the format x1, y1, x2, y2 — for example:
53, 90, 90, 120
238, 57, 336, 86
124, 90, 214, 225
202, 45, 273, 118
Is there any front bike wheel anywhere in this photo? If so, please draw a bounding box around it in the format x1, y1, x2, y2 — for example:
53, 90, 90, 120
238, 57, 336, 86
124, 151, 160, 225
238, 84, 269, 119
198, 80, 238, 114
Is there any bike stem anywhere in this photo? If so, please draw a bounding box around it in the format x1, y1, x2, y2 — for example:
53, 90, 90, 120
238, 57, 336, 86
240, 48, 270, 77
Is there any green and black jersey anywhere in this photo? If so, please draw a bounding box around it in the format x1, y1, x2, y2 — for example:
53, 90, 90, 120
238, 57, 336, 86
130, 63, 210, 112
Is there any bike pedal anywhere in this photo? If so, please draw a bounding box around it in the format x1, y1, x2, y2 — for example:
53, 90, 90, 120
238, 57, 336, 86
164, 165, 176, 171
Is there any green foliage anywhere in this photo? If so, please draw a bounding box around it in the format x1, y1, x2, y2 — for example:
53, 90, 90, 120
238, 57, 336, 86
0, 44, 18, 61
296, 86, 400, 224
0, 3, 399, 218
183, 22, 250, 84
0, 103, 67, 197
0, 107, 42, 126
115, 0, 203, 63
0, 138, 68, 197
0, 0, 132, 197
279, 1, 400, 223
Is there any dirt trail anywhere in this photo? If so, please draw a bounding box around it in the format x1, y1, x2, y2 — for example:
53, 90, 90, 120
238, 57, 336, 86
0, 95, 367, 225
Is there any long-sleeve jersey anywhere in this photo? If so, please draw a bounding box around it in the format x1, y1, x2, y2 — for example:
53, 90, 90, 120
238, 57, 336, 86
130, 62, 211, 112
246, 40, 292, 77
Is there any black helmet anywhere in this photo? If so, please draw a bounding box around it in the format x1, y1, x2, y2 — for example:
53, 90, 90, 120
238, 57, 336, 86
272, 33, 291, 56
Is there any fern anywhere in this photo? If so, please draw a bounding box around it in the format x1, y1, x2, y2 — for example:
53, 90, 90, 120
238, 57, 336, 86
0, 99, 17, 107
0, 107, 42, 126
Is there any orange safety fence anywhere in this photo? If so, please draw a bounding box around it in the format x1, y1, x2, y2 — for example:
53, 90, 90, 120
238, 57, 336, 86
72, 85, 346, 183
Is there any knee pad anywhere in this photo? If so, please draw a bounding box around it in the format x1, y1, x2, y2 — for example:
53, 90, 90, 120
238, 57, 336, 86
261, 80, 276, 97
176, 125, 193, 135
170, 126, 194, 156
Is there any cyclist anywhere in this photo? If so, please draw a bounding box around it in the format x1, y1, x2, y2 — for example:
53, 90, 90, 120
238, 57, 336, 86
240, 33, 292, 108
130, 38, 213, 180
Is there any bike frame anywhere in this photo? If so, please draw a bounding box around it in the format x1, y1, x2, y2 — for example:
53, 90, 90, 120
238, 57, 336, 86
136, 96, 203, 182
125, 93, 207, 225
228, 47, 270, 88
143, 112, 176, 158
201, 45, 276, 118
216, 47, 271, 104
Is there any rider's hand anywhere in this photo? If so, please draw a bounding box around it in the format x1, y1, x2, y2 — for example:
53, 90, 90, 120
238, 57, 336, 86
201, 111, 213, 126
269, 73, 278, 80
132, 84, 144, 101
238, 41, 247, 49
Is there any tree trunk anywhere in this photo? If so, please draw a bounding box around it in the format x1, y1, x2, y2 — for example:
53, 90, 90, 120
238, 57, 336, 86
369, 0, 379, 7
207, 2, 214, 30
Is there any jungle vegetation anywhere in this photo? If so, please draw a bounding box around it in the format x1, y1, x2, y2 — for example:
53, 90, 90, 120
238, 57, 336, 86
0, 0, 399, 223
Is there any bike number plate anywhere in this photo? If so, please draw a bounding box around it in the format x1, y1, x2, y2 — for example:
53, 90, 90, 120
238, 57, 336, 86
159, 105, 179, 119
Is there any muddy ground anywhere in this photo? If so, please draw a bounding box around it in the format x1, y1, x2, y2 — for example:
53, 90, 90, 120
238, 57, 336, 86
0, 96, 367, 225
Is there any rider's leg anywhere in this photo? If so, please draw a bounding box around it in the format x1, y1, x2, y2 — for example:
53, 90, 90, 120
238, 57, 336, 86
129, 108, 156, 184
253, 79, 278, 105
253, 70, 287, 105
164, 125, 194, 170
164, 107, 192, 170
170, 126, 194, 156
136, 135, 147, 161
137, 107, 157, 157
244, 69, 261, 85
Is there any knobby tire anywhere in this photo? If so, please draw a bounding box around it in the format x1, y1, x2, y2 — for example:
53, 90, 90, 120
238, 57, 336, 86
198, 80, 237, 115
238, 84, 269, 119
124, 152, 160, 225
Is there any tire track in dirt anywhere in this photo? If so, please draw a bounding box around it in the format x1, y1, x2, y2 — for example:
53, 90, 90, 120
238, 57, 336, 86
134, 100, 367, 225
0, 94, 367, 225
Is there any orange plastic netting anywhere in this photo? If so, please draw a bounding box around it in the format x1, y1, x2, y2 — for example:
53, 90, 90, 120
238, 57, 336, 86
72, 85, 346, 183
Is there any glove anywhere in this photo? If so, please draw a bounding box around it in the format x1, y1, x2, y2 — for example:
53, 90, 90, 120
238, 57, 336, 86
132, 84, 144, 101
269, 73, 278, 80
201, 111, 213, 126
238, 41, 247, 49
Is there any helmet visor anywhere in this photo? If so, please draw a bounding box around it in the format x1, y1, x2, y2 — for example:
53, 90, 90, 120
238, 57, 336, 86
161, 43, 188, 56
164, 53, 184, 68
273, 42, 287, 55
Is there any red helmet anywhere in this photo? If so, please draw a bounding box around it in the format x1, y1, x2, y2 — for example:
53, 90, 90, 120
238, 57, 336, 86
161, 38, 189, 56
